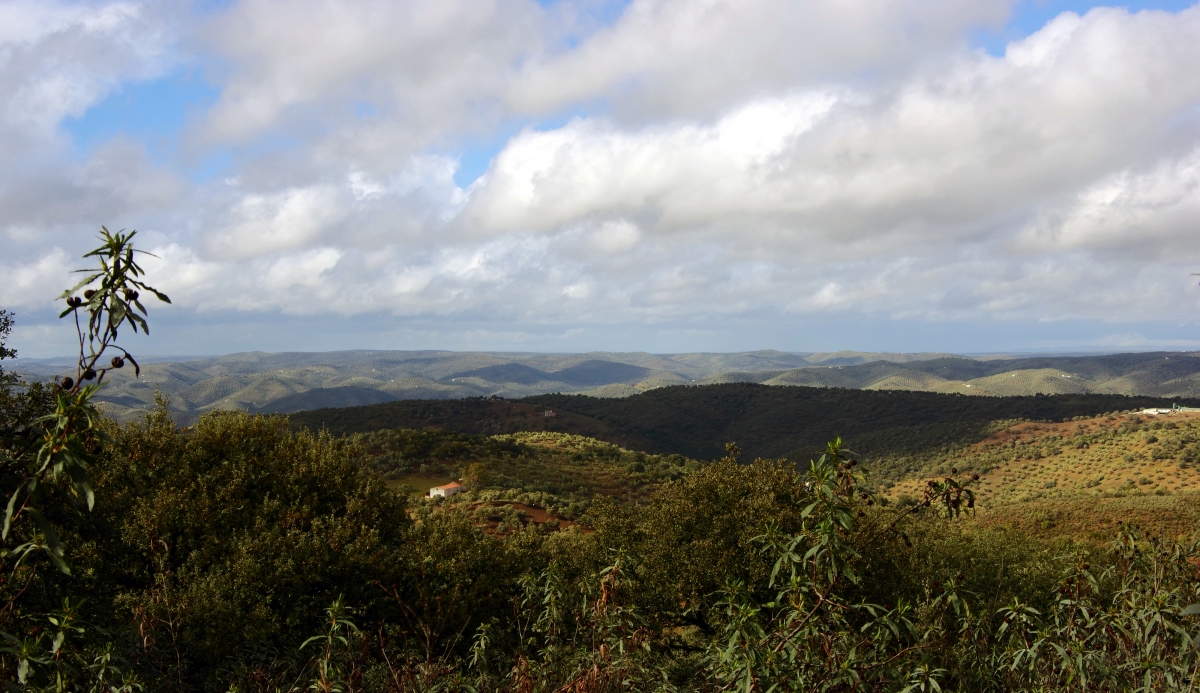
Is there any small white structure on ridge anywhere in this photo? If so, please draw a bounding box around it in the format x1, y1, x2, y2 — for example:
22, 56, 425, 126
430, 482, 462, 498
1142, 404, 1200, 416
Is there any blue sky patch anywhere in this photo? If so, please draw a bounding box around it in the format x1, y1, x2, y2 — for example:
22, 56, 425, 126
452, 106, 601, 189
61, 69, 219, 166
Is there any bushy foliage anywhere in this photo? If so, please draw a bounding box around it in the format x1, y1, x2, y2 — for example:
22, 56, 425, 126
6, 234, 1200, 691
351, 428, 701, 515
9, 400, 1200, 690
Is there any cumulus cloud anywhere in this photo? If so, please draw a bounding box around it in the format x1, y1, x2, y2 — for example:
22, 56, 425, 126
511, 0, 1009, 119
4, 0, 1200, 355
0, 1, 173, 133
0, 0, 181, 263
199, 0, 546, 153
205, 185, 348, 260
0, 248, 72, 309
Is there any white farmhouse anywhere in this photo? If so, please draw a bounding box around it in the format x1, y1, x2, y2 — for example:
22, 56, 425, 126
430, 482, 463, 498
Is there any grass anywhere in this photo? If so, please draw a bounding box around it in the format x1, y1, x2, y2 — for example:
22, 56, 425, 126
884, 412, 1200, 540
385, 473, 455, 495
972, 493, 1200, 542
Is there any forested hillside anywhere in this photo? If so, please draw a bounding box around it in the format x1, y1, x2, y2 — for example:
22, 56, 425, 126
291, 383, 1199, 462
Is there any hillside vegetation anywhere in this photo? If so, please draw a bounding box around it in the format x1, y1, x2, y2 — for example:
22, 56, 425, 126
13, 235, 1200, 691
351, 428, 700, 516
289, 383, 1198, 466
520, 384, 1196, 461
15, 349, 1200, 424
9, 382, 1200, 690
886, 411, 1200, 540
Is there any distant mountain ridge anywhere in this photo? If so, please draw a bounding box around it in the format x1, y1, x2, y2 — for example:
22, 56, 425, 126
11, 349, 1200, 424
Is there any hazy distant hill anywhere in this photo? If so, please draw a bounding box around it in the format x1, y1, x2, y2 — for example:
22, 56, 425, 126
11, 349, 1200, 424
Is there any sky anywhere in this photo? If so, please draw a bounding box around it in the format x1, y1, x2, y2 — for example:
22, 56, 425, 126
2, 0, 1200, 358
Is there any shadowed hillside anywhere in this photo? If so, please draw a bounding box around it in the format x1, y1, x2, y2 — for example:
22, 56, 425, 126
523, 385, 1200, 461
290, 382, 1200, 464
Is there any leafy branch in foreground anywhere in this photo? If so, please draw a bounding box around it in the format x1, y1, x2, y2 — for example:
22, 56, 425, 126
0, 229, 167, 687
58, 227, 171, 390
2, 228, 169, 574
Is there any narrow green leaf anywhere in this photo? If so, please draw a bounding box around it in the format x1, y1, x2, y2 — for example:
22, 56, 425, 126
2, 479, 34, 540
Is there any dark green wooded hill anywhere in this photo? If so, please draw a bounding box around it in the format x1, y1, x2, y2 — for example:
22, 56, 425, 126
287, 397, 659, 451
523, 385, 1200, 461
290, 383, 1199, 463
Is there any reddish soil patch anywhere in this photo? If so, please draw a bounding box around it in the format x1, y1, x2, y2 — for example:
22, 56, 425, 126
974, 412, 1200, 449
466, 500, 585, 535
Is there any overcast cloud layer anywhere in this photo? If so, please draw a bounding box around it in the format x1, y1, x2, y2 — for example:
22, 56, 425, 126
3, 0, 1200, 357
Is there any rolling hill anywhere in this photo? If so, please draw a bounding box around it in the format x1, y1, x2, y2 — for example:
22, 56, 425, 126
290, 382, 1200, 464
885, 411, 1200, 541
12, 349, 1200, 424
296, 384, 1200, 542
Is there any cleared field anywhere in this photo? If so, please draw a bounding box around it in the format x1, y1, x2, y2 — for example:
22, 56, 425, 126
385, 474, 455, 495
886, 412, 1200, 538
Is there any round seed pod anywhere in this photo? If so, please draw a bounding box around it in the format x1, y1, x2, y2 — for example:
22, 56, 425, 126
111, 356, 124, 368
82, 368, 97, 381
951, 467, 958, 475
83, 289, 95, 299
972, 474, 980, 481
61, 377, 75, 390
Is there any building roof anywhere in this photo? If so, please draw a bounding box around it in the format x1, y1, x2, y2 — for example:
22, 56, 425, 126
436, 482, 462, 490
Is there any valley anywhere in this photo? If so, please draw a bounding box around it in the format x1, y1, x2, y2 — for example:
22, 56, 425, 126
289, 382, 1200, 544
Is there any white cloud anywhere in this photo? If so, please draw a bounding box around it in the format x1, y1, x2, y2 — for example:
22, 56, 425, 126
0, 1, 172, 132
462, 93, 840, 233
511, 0, 1010, 120
200, 0, 546, 151
1018, 146, 1200, 260
587, 220, 641, 255
205, 185, 348, 260
0, 248, 72, 309
5, 0, 1200, 355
